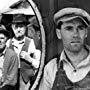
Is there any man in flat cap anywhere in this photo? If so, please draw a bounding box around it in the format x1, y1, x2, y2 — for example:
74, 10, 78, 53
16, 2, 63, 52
39, 7, 90, 90
0, 24, 18, 90
7, 14, 41, 90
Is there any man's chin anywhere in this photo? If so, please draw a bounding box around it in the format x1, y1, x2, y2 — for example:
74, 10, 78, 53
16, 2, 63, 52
15, 35, 24, 40
67, 44, 82, 52
70, 47, 82, 53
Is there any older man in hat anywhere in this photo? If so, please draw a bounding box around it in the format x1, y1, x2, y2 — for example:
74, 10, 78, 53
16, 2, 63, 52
0, 24, 18, 90
39, 7, 90, 90
7, 14, 41, 90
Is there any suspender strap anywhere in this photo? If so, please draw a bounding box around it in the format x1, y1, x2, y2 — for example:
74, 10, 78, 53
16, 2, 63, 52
56, 53, 63, 69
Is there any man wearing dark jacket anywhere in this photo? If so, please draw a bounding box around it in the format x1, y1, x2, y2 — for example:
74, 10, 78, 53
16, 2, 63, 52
0, 24, 18, 90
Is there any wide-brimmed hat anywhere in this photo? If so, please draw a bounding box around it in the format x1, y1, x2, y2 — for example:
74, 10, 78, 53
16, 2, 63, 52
0, 24, 10, 38
12, 14, 29, 25
54, 7, 90, 27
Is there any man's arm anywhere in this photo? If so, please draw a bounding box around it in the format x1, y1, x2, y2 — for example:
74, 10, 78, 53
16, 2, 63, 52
39, 65, 52, 90
29, 49, 41, 68
28, 39, 41, 68
39, 58, 58, 90
2, 54, 19, 87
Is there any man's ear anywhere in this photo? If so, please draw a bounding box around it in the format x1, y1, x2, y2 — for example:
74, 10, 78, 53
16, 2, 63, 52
56, 28, 61, 39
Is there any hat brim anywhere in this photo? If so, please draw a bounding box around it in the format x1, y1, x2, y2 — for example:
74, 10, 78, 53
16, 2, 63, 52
54, 8, 90, 27
12, 21, 30, 25
57, 16, 89, 27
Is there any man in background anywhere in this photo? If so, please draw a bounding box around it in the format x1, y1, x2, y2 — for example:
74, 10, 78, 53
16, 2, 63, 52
7, 14, 41, 90
0, 24, 18, 90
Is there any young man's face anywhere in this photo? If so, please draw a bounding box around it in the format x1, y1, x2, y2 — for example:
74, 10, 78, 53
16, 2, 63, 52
0, 33, 7, 49
57, 18, 88, 53
12, 23, 26, 39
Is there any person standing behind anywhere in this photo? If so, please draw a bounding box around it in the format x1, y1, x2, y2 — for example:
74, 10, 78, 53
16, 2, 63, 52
39, 7, 90, 90
7, 14, 41, 90
0, 24, 18, 90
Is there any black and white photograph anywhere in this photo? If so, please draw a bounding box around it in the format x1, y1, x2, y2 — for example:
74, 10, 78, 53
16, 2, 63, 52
1, 0, 90, 90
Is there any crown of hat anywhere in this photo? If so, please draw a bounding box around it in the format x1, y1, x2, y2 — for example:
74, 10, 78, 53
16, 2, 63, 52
12, 14, 28, 23
54, 8, 90, 26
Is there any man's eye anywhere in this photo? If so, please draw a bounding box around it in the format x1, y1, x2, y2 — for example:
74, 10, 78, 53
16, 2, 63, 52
65, 26, 73, 31
1, 37, 5, 39
78, 25, 85, 30
15, 24, 25, 28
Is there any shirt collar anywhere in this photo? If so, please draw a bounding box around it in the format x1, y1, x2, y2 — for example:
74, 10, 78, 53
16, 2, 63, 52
12, 37, 25, 45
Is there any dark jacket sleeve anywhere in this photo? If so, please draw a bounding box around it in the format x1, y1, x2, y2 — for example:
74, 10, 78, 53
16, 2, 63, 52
2, 54, 19, 86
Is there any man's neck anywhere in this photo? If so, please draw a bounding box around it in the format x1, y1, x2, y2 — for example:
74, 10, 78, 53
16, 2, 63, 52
64, 47, 89, 67
14, 36, 25, 41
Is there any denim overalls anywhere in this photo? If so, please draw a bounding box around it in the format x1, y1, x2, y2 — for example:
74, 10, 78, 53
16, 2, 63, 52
52, 56, 90, 90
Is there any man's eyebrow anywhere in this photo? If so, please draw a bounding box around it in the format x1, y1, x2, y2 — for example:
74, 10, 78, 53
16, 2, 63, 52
0, 37, 5, 39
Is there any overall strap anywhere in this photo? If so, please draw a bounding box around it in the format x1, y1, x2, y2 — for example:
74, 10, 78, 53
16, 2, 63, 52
56, 53, 63, 69
52, 53, 64, 90
52, 53, 72, 90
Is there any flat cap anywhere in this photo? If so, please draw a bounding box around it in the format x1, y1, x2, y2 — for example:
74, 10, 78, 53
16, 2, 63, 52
54, 7, 90, 27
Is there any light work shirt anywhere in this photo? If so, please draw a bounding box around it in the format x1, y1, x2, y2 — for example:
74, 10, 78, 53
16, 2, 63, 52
39, 45, 90, 90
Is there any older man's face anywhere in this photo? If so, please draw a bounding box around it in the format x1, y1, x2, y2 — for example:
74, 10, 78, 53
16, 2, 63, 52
59, 18, 88, 53
0, 33, 7, 49
12, 23, 26, 39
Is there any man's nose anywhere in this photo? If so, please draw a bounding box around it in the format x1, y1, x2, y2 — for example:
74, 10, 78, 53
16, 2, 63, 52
73, 28, 79, 37
17, 27, 21, 31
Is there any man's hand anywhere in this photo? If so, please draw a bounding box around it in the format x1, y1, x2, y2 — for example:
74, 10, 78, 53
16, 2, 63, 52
20, 51, 33, 63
